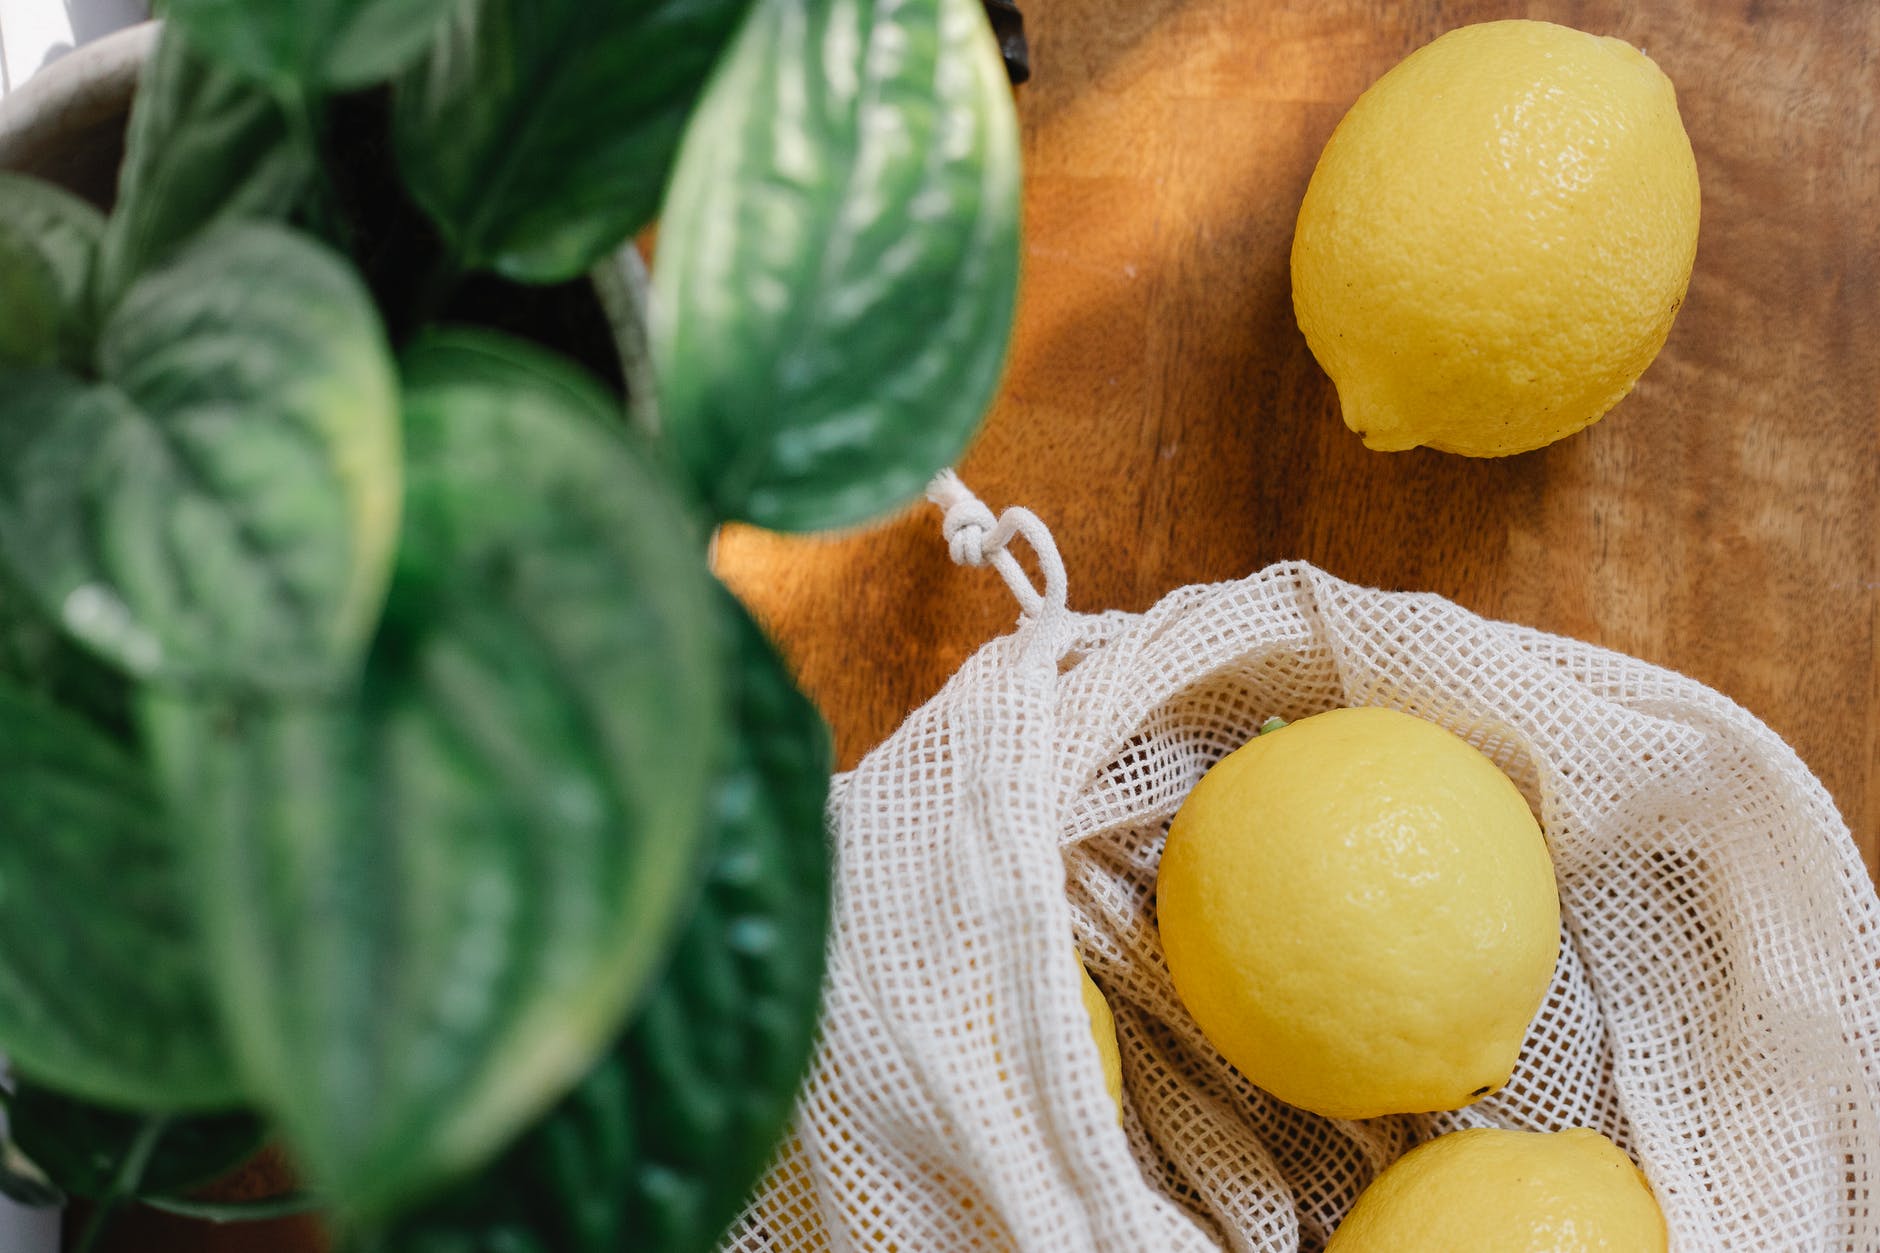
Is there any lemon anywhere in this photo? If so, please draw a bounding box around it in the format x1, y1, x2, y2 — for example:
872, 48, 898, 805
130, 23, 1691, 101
1327, 1127, 1667, 1251
1156, 707, 1559, 1119
784, 958, 1124, 1253
1077, 957, 1125, 1120
1291, 20, 1700, 456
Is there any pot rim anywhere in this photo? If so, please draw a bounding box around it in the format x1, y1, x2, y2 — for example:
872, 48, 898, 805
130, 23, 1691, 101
0, 20, 156, 176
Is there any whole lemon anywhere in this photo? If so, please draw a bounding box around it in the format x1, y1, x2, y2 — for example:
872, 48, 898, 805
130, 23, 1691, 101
1326, 1127, 1668, 1251
1077, 957, 1125, 1120
1156, 707, 1559, 1118
1291, 20, 1700, 456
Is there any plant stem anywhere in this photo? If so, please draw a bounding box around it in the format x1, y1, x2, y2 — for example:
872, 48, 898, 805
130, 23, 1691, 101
406, 247, 463, 336
281, 84, 353, 254
591, 242, 662, 437
72, 1115, 168, 1253
144, 1190, 321, 1223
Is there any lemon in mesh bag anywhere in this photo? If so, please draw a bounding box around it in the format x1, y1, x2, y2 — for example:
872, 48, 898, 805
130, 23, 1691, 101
1157, 707, 1561, 1121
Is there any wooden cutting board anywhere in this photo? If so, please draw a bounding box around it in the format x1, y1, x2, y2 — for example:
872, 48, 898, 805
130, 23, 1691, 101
104, 0, 1876, 1249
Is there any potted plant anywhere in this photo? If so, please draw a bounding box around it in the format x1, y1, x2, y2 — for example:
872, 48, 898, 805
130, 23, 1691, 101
0, 1, 1024, 1249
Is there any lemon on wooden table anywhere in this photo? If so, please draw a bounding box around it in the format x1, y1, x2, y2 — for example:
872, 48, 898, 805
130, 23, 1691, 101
1326, 1127, 1668, 1251
1077, 956, 1125, 1121
1155, 707, 1559, 1119
1291, 20, 1701, 456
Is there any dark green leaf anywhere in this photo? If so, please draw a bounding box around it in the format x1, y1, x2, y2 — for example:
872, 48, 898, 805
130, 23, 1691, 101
6, 1086, 264, 1201
144, 331, 722, 1218
394, 0, 753, 282
0, 224, 402, 687
163, 0, 458, 90
353, 1057, 631, 1253
651, 0, 1022, 530
96, 27, 317, 312
366, 595, 830, 1253
0, 679, 239, 1110
620, 597, 830, 1249
0, 173, 104, 369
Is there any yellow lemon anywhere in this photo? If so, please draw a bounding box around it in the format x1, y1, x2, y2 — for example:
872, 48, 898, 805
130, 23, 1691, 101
784, 955, 1125, 1253
1327, 1127, 1668, 1251
1156, 707, 1559, 1118
1077, 956, 1125, 1120
1291, 20, 1700, 456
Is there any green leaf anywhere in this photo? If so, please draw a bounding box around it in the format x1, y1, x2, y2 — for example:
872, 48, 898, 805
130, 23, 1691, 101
144, 331, 723, 1218
0, 564, 134, 742
651, 0, 1022, 531
96, 27, 317, 312
394, 0, 754, 282
6, 1086, 264, 1201
0, 224, 402, 687
0, 173, 105, 369
163, 0, 458, 90
366, 595, 830, 1253
0, 679, 239, 1110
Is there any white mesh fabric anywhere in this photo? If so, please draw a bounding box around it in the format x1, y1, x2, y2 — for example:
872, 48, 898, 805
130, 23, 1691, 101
723, 483, 1880, 1253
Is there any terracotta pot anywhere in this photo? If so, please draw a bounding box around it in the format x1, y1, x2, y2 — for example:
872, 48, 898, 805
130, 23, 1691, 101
0, 21, 155, 205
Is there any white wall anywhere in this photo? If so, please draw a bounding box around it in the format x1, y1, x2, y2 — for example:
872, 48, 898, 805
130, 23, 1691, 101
0, 0, 146, 98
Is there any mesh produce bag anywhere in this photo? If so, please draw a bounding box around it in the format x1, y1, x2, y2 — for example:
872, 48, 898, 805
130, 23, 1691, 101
723, 475, 1880, 1253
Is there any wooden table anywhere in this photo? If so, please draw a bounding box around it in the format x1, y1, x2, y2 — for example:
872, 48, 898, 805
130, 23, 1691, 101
108, 0, 1876, 1249
723, 0, 1880, 876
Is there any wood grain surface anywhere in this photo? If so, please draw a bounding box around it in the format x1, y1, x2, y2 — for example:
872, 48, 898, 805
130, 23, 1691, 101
93, 1, 1876, 1249
721, 0, 1880, 869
